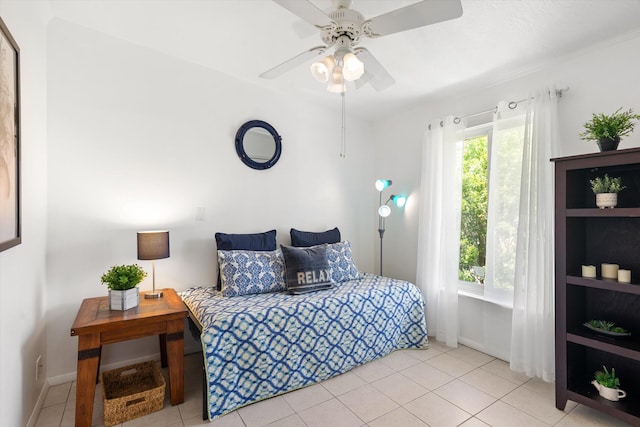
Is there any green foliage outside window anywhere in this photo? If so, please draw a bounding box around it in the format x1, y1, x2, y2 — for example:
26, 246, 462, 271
459, 135, 488, 283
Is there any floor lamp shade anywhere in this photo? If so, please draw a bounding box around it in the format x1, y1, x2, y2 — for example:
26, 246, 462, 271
137, 231, 170, 260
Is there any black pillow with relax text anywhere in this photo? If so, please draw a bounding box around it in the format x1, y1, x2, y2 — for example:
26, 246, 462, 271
215, 230, 277, 290
280, 244, 333, 295
290, 227, 341, 247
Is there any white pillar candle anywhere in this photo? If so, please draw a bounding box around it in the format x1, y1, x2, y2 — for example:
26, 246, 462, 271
581, 265, 597, 278
601, 263, 619, 280
618, 269, 631, 283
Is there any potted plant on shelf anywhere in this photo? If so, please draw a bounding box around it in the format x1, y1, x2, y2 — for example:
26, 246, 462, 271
579, 107, 640, 151
584, 320, 631, 337
592, 366, 627, 401
589, 174, 625, 209
101, 264, 147, 310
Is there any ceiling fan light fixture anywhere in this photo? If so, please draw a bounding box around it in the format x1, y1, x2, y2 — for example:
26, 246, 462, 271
263, 0, 464, 93
327, 65, 346, 93
342, 52, 364, 81
310, 55, 336, 83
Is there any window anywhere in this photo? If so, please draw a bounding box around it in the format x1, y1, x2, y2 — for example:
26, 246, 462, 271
457, 113, 526, 305
458, 124, 491, 288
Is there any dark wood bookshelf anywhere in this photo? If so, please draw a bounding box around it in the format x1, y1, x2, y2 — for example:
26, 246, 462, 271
553, 147, 640, 426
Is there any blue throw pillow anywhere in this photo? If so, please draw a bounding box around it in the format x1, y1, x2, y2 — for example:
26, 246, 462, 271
215, 230, 277, 251
215, 230, 277, 290
218, 249, 285, 297
290, 227, 341, 247
326, 241, 361, 282
280, 245, 333, 295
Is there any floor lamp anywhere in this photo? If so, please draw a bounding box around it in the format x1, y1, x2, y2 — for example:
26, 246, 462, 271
376, 180, 392, 276
137, 230, 170, 299
376, 179, 407, 276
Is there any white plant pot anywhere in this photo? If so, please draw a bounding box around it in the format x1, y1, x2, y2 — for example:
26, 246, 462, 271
592, 380, 626, 401
596, 193, 617, 209
109, 287, 139, 311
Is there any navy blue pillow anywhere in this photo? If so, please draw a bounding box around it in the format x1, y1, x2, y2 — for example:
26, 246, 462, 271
290, 227, 341, 247
215, 230, 277, 289
280, 244, 333, 295
215, 230, 277, 251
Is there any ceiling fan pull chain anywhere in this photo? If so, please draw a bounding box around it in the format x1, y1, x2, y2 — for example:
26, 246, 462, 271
340, 92, 347, 159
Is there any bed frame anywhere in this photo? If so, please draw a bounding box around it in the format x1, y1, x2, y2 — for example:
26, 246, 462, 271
185, 309, 208, 420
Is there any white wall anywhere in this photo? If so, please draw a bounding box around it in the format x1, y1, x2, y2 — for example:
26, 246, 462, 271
0, 1, 50, 426
45, 17, 376, 382
5, 1, 639, 421
374, 30, 640, 358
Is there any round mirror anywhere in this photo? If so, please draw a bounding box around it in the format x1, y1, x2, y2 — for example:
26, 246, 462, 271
235, 120, 282, 170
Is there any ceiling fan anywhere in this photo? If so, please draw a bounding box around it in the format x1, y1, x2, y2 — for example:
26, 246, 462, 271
260, 0, 463, 93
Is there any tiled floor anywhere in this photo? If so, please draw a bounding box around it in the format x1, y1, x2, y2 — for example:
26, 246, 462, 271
35, 341, 631, 427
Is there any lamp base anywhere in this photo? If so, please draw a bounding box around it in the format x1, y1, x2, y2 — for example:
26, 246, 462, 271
144, 290, 163, 299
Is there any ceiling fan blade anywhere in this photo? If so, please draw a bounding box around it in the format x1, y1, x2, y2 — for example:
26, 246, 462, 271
354, 71, 373, 90
292, 18, 320, 38
259, 46, 327, 79
366, 0, 463, 37
272, 0, 333, 28
354, 48, 395, 91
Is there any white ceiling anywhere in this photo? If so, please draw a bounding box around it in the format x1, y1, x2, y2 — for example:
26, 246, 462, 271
49, 0, 640, 120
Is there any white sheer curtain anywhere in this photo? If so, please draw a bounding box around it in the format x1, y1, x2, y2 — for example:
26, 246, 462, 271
416, 116, 465, 347
416, 89, 559, 374
510, 88, 558, 382
484, 102, 526, 306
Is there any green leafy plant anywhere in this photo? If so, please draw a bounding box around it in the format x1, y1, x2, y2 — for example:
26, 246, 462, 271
579, 107, 640, 142
589, 174, 626, 194
587, 320, 629, 334
100, 264, 147, 290
594, 366, 620, 389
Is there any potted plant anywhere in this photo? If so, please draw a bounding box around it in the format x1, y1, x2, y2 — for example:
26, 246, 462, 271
101, 264, 147, 310
589, 174, 625, 209
584, 320, 630, 336
579, 107, 640, 151
592, 366, 626, 401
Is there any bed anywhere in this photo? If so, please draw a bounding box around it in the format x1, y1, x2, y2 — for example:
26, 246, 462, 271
180, 229, 428, 421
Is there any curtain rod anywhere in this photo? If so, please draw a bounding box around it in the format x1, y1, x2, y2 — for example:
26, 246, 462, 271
429, 87, 570, 129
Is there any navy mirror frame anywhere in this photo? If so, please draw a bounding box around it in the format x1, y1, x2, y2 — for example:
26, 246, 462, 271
235, 120, 282, 170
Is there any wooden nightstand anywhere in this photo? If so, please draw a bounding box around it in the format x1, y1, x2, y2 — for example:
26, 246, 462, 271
70, 288, 188, 427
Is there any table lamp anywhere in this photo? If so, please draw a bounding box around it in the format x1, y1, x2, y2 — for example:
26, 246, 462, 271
137, 230, 170, 299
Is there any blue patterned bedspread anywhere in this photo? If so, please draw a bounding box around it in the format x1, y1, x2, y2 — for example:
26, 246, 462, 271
180, 273, 428, 420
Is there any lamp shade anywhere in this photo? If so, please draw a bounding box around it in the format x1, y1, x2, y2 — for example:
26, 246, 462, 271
342, 52, 364, 81
391, 195, 407, 207
137, 231, 170, 260
375, 179, 392, 191
327, 65, 346, 93
310, 55, 336, 83
378, 205, 391, 217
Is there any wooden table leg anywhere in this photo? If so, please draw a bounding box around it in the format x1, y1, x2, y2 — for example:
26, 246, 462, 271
159, 333, 168, 368
75, 333, 101, 427
165, 319, 184, 405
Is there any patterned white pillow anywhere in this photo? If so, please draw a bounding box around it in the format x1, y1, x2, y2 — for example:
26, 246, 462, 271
326, 241, 361, 282
218, 249, 285, 297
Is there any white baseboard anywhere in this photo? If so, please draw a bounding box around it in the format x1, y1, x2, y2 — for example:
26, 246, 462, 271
25, 381, 49, 427
48, 352, 161, 387
457, 336, 485, 352
458, 336, 510, 362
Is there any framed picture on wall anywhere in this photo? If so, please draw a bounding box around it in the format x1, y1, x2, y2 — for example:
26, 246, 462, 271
0, 17, 21, 253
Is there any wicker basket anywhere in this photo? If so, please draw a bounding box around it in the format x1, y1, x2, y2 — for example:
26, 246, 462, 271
101, 361, 165, 426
